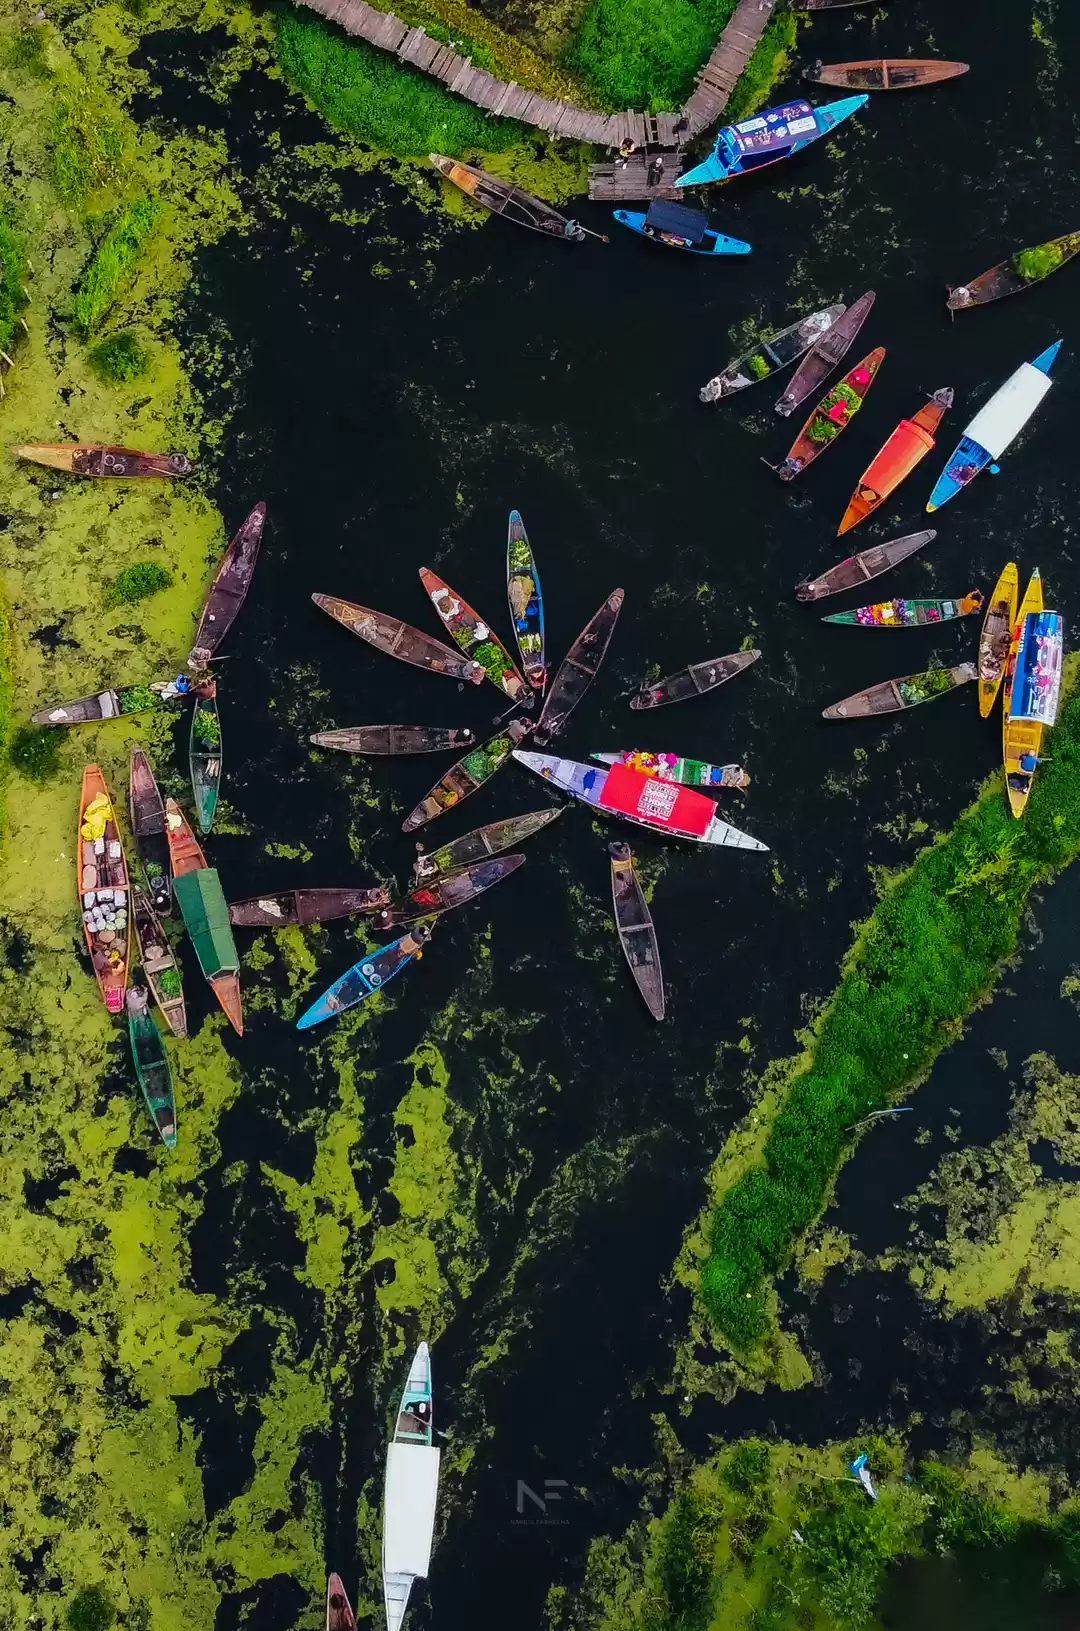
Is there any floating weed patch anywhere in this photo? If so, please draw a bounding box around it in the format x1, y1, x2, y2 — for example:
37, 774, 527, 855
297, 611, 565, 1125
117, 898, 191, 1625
88, 329, 148, 383
8, 724, 63, 784
104, 560, 172, 608
52, 91, 125, 206
0, 220, 30, 355
71, 198, 161, 337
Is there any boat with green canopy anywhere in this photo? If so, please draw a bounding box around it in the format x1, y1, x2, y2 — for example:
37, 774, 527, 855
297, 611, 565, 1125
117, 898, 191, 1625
126, 984, 177, 1148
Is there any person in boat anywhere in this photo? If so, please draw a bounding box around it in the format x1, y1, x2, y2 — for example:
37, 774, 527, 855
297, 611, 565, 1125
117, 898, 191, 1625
562, 219, 586, 242
949, 284, 973, 307
778, 454, 804, 479
158, 672, 193, 701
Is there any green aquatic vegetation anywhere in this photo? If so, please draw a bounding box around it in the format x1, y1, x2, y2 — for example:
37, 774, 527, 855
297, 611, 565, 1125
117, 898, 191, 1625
1014, 240, 1063, 280
104, 560, 172, 607
8, 723, 62, 783
0, 220, 29, 356
71, 198, 162, 336
88, 328, 149, 383
53, 91, 125, 205
66, 1587, 115, 1631
3, 22, 51, 79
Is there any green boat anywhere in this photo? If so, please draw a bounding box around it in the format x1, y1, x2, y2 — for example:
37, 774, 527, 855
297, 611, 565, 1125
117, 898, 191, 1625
822, 591, 983, 628
126, 984, 177, 1148
190, 679, 222, 833
591, 750, 750, 789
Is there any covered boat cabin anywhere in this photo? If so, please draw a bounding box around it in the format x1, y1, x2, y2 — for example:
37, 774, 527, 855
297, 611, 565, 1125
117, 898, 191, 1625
719, 101, 820, 172
641, 200, 714, 251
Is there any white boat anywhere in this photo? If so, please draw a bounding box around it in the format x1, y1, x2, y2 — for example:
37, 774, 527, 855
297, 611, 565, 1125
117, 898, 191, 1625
383, 1342, 440, 1631
927, 340, 1060, 511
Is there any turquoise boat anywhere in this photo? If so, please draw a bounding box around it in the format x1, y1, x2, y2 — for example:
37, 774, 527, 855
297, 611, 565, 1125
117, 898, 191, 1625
126, 985, 177, 1148
297, 924, 432, 1030
677, 96, 868, 188
613, 200, 750, 256
926, 341, 1061, 512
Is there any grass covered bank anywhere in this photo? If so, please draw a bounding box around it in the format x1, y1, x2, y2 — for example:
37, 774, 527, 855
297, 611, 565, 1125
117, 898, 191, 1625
697, 662, 1080, 1349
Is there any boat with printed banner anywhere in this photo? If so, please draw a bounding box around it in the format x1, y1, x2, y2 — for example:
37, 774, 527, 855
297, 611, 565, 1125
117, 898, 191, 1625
1001, 572, 1043, 770
948, 232, 1080, 311
189, 502, 267, 667
229, 887, 391, 928
126, 983, 177, 1148
13, 443, 193, 477
701, 304, 845, 402
822, 591, 982, 628
382, 1342, 440, 1631
773, 347, 885, 480
420, 567, 532, 708
613, 199, 750, 257
775, 291, 875, 417
592, 750, 750, 789
129, 744, 172, 914
978, 562, 1019, 717
1003, 582, 1060, 818
610, 842, 664, 1021
514, 751, 768, 850
431, 154, 601, 242
506, 510, 546, 690
297, 925, 431, 1031
413, 808, 562, 880
805, 59, 968, 90
372, 855, 524, 930
927, 342, 1060, 512
132, 885, 187, 1039
796, 530, 936, 601
311, 725, 476, 756
534, 589, 624, 745
838, 389, 952, 533
402, 720, 531, 832
78, 765, 130, 1014
677, 96, 867, 189
311, 594, 485, 684
326, 1575, 357, 1631
189, 679, 222, 834
33, 677, 178, 726
823, 663, 977, 720
630, 648, 759, 710
165, 798, 243, 1035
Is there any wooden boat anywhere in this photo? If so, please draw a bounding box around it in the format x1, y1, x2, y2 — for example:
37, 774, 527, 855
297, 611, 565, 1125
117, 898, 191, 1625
977, 562, 1019, 717
165, 798, 243, 1035
838, 389, 952, 533
431, 153, 603, 242
533, 589, 624, 745
33, 677, 178, 725
189, 679, 222, 834
800, 0, 883, 8
507, 510, 545, 691
701, 304, 845, 402
297, 924, 432, 1031
413, 808, 562, 880
402, 720, 531, 832
610, 842, 664, 1021
514, 752, 768, 850
948, 231, 1080, 312
630, 648, 759, 710
1001, 570, 1044, 813
775, 291, 875, 417
189, 502, 267, 667
1004, 605, 1062, 818
419, 567, 532, 709
132, 886, 188, 1039
822, 591, 982, 628
326, 1575, 358, 1631
382, 1342, 440, 1631
13, 443, 193, 477
927, 342, 1060, 512
311, 594, 485, 684
311, 725, 475, 755
613, 200, 750, 257
823, 663, 976, 720
78, 765, 130, 1014
373, 854, 524, 930
129, 744, 172, 914
796, 530, 935, 601
592, 751, 750, 790
229, 887, 390, 927
805, 60, 968, 90
774, 347, 885, 481
677, 96, 867, 189
126, 984, 177, 1148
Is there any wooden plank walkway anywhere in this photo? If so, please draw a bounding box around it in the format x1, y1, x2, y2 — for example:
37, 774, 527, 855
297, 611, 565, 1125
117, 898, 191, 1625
682, 0, 782, 135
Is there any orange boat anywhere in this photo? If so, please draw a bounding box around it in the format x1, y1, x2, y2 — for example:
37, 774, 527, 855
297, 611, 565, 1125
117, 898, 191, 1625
838, 388, 953, 534
165, 798, 243, 1035
78, 766, 131, 1014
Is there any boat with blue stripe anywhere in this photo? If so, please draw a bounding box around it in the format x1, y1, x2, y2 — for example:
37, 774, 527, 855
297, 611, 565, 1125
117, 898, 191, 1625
297, 923, 431, 1030
676, 95, 868, 188
613, 200, 750, 256
927, 341, 1061, 512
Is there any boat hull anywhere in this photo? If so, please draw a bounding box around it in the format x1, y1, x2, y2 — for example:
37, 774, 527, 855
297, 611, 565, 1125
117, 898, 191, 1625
312, 593, 484, 684
775, 291, 875, 416
13, 443, 192, 476
229, 887, 391, 927
33, 679, 176, 726
948, 231, 1080, 311
630, 648, 759, 709
610, 843, 665, 1019
402, 720, 531, 832
297, 925, 431, 1030
823, 663, 977, 720
431, 153, 586, 240
78, 765, 131, 1014
822, 592, 982, 628
420, 567, 532, 708
806, 59, 969, 90
311, 725, 475, 755
534, 589, 624, 744
775, 347, 885, 479
701, 305, 845, 401
189, 502, 267, 666
978, 563, 1020, 717
373, 854, 524, 929
1001, 573, 1045, 816
129, 744, 172, 914
326, 1575, 358, 1631
507, 510, 546, 689
612, 210, 750, 255
796, 530, 936, 601
189, 682, 222, 834
677, 95, 867, 187
839, 390, 952, 532
132, 887, 188, 1039
593, 750, 749, 789
127, 993, 177, 1147
927, 344, 1059, 511
413, 808, 562, 879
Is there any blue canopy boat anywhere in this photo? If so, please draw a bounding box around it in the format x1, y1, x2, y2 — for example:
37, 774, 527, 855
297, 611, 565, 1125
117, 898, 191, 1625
676, 95, 868, 188
612, 200, 750, 256
926, 341, 1061, 512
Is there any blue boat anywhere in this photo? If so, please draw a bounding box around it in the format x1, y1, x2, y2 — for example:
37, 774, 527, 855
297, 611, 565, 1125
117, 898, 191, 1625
296, 924, 432, 1030
676, 95, 868, 188
927, 341, 1061, 512
612, 200, 750, 256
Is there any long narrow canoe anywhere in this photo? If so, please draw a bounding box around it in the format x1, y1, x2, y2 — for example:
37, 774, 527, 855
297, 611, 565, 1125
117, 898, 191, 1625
534, 589, 624, 745
838, 389, 952, 533
799, 0, 883, 8
977, 562, 1019, 717
507, 510, 546, 691
1005, 606, 1062, 819
297, 924, 432, 1031
420, 567, 532, 708
312, 594, 485, 685
132, 885, 188, 1039
129, 744, 172, 914
775, 291, 875, 417
514, 752, 768, 850
823, 663, 976, 720
677, 97, 867, 189
431, 154, 595, 242
822, 591, 982, 628
413, 808, 562, 879
805, 60, 968, 90
78, 765, 130, 1014
630, 648, 759, 710
402, 719, 531, 832
33, 678, 178, 725
948, 232, 1080, 311
229, 887, 391, 927
373, 855, 524, 929
383, 1342, 440, 1631
1001, 571, 1044, 813
189, 680, 222, 834
165, 798, 243, 1034
927, 342, 1060, 512
126, 984, 177, 1148
311, 725, 475, 756
700, 305, 845, 402
609, 842, 664, 1021
189, 502, 267, 667
326, 1575, 358, 1631
13, 444, 193, 477
796, 530, 936, 601
774, 347, 885, 481
592, 751, 750, 789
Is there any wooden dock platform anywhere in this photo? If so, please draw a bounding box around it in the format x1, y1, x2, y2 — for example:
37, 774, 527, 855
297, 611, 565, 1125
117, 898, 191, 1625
587, 152, 685, 202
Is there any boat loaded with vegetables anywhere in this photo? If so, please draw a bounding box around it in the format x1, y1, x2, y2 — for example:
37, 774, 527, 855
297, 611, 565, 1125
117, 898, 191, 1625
189, 679, 223, 834
131, 886, 187, 1039
311, 593, 485, 684
506, 510, 546, 690
33, 678, 179, 726
413, 809, 562, 880
774, 347, 885, 480
700, 304, 844, 401
948, 232, 1080, 311
129, 744, 172, 914
822, 591, 983, 628
823, 663, 977, 720
402, 720, 531, 832
420, 567, 533, 707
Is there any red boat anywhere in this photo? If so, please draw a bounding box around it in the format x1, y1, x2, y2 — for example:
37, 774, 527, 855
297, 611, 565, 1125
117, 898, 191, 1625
838, 389, 952, 533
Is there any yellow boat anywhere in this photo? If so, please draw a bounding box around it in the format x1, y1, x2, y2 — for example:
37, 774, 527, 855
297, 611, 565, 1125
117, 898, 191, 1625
1002, 570, 1044, 818
977, 562, 1018, 717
